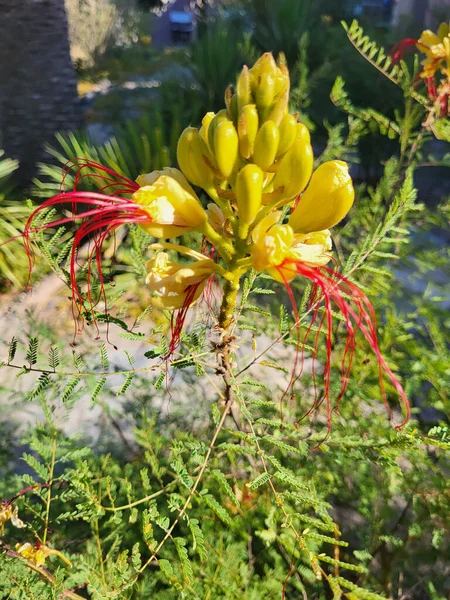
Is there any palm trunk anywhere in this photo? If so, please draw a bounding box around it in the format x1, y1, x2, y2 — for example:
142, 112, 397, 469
0, 0, 82, 184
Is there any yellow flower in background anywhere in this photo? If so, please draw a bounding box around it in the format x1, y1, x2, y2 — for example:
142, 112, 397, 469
251, 213, 332, 282
146, 252, 216, 310
289, 160, 354, 234
416, 22, 450, 78
0, 502, 24, 533
15, 542, 72, 568
133, 169, 207, 238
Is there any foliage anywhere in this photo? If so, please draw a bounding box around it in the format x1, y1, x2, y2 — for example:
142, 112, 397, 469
65, 0, 118, 68
0, 151, 31, 289
189, 25, 253, 112
33, 108, 184, 199
0, 19, 449, 600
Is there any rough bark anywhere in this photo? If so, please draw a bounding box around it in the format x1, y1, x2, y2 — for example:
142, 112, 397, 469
0, 0, 82, 184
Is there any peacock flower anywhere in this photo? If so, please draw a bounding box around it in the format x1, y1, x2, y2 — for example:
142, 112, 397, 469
392, 23, 450, 117
0, 502, 24, 532
19, 162, 209, 339
145, 252, 216, 310
1, 50, 410, 431
416, 23, 450, 79
132, 169, 208, 238
251, 212, 332, 282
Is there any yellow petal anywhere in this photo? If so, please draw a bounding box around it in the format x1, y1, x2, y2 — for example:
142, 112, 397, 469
289, 160, 354, 234
133, 175, 207, 238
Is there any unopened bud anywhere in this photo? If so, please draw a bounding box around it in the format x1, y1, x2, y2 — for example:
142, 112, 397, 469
237, 104, 259, 159
177, 127, 214, 189
276, 114, 297, 157
208, 109, 229, 154
253, 120, 280, 172
237, 65, 251, 112
214, 120, 239, 179
289, 161, 355, 234
268, 88, 289, 125
271, 127, 313, 202
236, 164, 264, 239
199, 112, 215, 148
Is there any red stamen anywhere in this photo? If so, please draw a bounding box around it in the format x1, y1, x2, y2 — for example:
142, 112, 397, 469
277, 261, 410, 436
15, 159, 149, 342
168, 283, 202, 356
390, 38, 418, 62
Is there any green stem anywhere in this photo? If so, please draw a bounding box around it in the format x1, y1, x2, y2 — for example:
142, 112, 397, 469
218, 267, 242, 329
201, 221, 235, 262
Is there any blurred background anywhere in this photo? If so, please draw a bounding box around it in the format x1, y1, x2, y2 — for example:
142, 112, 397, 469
0, 0, 449, 186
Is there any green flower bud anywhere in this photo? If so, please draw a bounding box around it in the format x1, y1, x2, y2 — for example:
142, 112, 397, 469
214, 120, 239, 179
236, 164, 264, 239
237, 104, 259, 159
253, 120, 280, 172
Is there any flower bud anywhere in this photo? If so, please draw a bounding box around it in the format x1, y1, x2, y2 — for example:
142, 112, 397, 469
289, 161, 355, 234
276, 114, 297, 157
255, 71, 276, 112
249, 53, 279, 115
237, 65, 251, 112
237, 104, 259, 159
199, 112, 215, 149
270, 125, 313, 202
253, 120, 280, 171
268, 88, 289, 125
235, 164, 264, 239
177, 127, 214, 189
214, 120, 239, 179
208, 109, 229, 153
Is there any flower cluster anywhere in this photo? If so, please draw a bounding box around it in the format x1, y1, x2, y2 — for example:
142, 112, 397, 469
17, 52, 409, 427
393, 22, 450, 118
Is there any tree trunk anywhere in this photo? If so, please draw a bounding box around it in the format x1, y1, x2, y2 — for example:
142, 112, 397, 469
0, 0, 82, 184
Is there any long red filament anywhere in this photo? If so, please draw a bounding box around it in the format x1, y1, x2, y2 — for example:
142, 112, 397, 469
278, 261, 410, 434
18, 157, 149, 343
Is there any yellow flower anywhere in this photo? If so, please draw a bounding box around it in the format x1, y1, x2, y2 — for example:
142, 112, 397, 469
417, 23, 450, 78
133, 169, 207, 238
251, 213, 332, 282
0, 503, 24, 532
16, 542, 49, 567
289, 160, 354, 234
15, 542, 72, 568
146, 252, 217, 310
